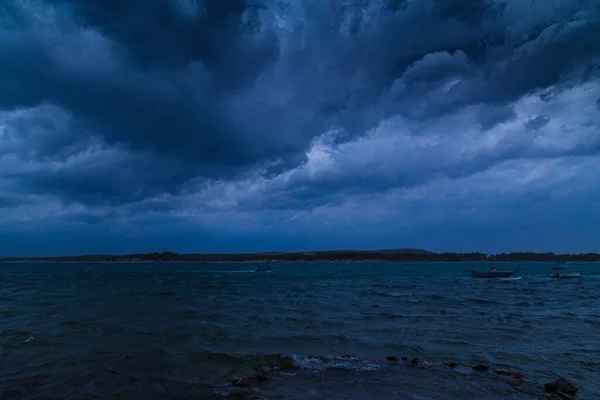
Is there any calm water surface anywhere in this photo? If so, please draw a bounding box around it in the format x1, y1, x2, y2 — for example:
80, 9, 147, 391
1, 262, 599, 399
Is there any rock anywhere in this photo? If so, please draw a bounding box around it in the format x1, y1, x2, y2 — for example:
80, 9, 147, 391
410, 357, 419, 365
229, 393, 264, 400
472, 364, 488, 371
231, 374, 268, 389
545, 393, 577, 400
387, 356, 398, 362
494, 369, 512, 376
544, 378, 578, 395
510, 379, 524, 387
231, 378, 253, 388
279, 359, 295, 371
543, 381, 559, 392
444, 362, 458, 368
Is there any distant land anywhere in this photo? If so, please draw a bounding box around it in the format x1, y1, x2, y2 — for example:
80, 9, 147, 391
2, 249, 600, 263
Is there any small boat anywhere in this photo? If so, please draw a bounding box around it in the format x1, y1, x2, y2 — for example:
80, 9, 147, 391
551, 273, 581, 279
471, 270, 515, 278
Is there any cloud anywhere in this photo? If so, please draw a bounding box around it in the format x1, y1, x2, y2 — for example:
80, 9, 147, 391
174, 80, 600, 212
1, 0, 600, 254
524, 115, 551, 131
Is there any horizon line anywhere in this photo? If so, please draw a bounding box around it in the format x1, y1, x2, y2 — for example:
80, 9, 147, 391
2, 248, 600, 260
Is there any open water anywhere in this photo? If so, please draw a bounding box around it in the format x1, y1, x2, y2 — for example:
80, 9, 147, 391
1, 262, 599, 399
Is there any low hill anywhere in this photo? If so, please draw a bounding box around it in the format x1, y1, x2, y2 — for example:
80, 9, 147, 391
2, 249, 599, 262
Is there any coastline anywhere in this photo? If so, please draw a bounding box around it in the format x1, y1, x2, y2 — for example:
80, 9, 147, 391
2, 259, 600, 264
2, 248, 600, 263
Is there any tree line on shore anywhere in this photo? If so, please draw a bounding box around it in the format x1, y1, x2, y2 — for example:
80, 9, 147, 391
3, 249, 600, 262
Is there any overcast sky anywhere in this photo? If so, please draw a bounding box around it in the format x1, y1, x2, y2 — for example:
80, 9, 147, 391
1, 0, 600, 256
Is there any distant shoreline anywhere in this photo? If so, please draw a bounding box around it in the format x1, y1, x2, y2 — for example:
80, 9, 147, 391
2, 249, 600, 263
2, 260, 599, 264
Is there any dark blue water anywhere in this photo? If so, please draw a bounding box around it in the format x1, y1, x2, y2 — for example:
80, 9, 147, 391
1, 262, 599, 399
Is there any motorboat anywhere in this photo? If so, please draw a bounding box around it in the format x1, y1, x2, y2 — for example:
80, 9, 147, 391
551, 273, 581, 279
471, 270, 515, 278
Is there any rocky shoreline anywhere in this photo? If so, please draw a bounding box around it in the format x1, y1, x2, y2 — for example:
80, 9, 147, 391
212, 354, 581, 400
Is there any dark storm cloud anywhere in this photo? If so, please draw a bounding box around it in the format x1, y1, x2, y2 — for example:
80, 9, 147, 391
0, 105, 196, 204
1, 0, 285, 169
1, 0, 600, 208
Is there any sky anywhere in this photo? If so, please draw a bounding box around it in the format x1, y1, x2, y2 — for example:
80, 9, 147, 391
1, 0, 600, 257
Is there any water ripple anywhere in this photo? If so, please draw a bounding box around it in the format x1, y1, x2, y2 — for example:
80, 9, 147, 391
1, 261, 598, 399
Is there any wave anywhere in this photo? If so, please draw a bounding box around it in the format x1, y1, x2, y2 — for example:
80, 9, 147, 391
431, 339, 472, 346
367, 291, 393, 297
184, 350, 385, 374
149, 291, 177, 297
192, 270, 256, 274
361, 312, 409, 320
291, 354, 382, 372
464, 297, 502, 305
184, 350, 290, 368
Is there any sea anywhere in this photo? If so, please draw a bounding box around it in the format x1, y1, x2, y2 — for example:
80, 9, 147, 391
1, 262, 599, 399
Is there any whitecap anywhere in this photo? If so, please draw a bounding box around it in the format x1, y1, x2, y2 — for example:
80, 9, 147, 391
291, 354, 382, 372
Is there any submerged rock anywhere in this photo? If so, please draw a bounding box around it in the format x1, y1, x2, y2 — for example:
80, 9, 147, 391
228, 394, 267, 400
472, 364, 488, 371
510, 379, 524, 387
544, 378, 578, 395
495, 370, 525, 387
231, 378, 253, 389
21, 380, 42, 388
279, 359, 295, 371
386, 356, 398, 362
231, 374, 268, 389
444, 362, 458, 368
545, 393, 578, 400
